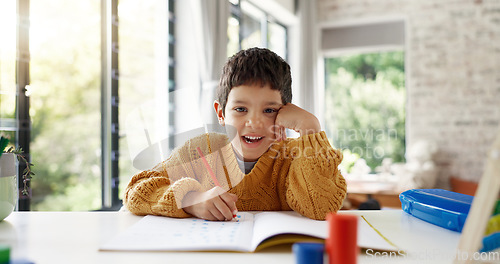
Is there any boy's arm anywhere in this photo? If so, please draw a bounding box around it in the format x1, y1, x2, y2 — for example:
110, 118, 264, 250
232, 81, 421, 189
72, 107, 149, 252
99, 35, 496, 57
274, 103, 321, 141
123, 133, 235, 219
284, 131, 347, 220
123, 166, 203, 218
123, 139, 207, 218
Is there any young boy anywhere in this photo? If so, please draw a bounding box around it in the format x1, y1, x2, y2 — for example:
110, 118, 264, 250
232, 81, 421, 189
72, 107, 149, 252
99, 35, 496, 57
124, 48, 346, 221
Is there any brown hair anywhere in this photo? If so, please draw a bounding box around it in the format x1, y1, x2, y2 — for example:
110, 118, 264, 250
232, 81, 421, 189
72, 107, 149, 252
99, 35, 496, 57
217, 47, 292, 115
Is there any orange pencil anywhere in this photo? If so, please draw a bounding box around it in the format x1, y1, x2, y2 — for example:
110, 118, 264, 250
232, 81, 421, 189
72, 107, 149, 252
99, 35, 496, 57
196, 147, 237, 219
196, 147, 221, 186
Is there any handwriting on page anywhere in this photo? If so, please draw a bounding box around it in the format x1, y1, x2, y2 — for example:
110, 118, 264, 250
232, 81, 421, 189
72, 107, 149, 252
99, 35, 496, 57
102, 213, 254, 251
177, 215, 243, 245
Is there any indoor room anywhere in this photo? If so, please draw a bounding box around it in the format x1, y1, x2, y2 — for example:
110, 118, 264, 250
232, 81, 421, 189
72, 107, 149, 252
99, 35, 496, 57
1, 0, 499, 263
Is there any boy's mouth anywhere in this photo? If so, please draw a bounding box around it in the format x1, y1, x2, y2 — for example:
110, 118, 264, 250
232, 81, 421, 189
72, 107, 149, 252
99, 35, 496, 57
242, 136, 264, 144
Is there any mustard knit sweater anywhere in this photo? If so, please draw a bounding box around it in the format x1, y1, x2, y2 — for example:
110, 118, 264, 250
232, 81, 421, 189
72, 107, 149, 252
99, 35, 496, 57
123, 131, 346, 220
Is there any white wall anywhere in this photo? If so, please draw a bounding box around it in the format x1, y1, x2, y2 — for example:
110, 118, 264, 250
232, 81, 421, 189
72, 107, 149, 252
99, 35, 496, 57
316, 0, 500, 187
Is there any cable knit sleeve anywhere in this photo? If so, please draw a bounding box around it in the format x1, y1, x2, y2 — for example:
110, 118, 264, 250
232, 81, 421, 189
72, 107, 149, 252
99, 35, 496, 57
123, 141, 204, 218
285, 131, 347, 220
123, 169, 202, 218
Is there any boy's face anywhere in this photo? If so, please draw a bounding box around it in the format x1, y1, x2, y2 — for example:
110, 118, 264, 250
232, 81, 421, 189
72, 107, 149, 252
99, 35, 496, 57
214, 83, 282, 162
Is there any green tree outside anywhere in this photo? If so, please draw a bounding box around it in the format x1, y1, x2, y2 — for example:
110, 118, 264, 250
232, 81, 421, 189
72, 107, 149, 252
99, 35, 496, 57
29, 0, 101, 210
28, 0, 166, 210
325, 51, 406, 172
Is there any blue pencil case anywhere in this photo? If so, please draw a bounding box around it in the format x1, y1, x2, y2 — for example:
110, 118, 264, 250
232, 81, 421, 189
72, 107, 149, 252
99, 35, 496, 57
399, 189, 473, 232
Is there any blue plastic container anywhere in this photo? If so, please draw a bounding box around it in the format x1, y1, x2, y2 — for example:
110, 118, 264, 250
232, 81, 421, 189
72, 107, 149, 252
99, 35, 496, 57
399, 189, 473, 232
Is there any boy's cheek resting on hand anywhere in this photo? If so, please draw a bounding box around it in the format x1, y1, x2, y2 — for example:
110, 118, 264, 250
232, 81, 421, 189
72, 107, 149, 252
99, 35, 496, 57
182, 104, 322, 221
274, 103, 321, 141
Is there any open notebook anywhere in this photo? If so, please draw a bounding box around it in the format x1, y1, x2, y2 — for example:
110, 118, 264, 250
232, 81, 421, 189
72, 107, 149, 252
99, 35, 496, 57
100, 211, 398, 252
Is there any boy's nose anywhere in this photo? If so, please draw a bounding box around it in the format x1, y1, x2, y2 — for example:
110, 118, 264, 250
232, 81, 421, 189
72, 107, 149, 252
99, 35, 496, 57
245, 114, 263, 128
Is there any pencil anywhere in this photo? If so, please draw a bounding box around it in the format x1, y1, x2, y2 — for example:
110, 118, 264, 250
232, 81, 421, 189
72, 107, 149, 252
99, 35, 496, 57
196, 147, 221, 186
196, 147, 237, 220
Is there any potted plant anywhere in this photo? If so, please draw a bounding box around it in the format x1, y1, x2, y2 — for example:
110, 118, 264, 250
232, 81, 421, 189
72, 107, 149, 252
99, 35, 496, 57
0, 135, 34, 221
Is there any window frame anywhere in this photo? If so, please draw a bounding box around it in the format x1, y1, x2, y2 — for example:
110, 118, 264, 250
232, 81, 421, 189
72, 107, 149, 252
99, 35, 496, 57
229, 0, 288, 60
17, 0, 31, 211
319, 20, 407, 173
8, 0, 175, 211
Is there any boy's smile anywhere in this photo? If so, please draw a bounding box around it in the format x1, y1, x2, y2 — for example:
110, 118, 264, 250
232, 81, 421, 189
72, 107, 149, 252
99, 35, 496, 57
214, 83, 282, 162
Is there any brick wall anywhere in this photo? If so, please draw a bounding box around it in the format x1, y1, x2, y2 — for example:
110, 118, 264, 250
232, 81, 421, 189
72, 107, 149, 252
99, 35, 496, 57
317, 0, 500, 187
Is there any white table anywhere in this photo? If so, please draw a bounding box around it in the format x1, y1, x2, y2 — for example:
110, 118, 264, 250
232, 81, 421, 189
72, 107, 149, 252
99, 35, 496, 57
0, 210, 483, 264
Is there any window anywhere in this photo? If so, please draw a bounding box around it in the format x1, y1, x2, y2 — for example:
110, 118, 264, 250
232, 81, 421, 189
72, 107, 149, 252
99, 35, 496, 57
2, 0, 288, 210
228, 0, 287, 59
117, 0, 173, 207
321, 21, 406, 174
324, 51, 406, 173
267, 20, 287, 59
1, 0, 31, 210
0, 0, 16, 142
321, 19, 406, 173
29, 1, 102, 210
3, 0, 174, 211
227, 9, 240, 57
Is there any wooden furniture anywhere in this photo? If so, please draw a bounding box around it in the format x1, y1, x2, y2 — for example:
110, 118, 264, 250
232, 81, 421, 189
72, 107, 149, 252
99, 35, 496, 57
347, 193, 402, 209
450, 176, 478, 196
345, 177, 401, 209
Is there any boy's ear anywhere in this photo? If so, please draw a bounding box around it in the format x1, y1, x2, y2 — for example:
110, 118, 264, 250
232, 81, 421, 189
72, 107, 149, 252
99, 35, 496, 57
213, 100, 225, 126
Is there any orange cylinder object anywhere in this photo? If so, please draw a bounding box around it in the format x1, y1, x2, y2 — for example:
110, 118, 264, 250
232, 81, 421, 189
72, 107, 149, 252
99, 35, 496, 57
326, 213, 358, 264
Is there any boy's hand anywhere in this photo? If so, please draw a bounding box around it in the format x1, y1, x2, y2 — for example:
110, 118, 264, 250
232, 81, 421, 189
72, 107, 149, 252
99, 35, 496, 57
182, 187, 238, 221
274, 103, 321, 141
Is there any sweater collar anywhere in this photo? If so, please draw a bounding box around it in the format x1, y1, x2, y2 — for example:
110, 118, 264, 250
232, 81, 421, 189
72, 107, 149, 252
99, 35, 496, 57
220, 139, 283, 177
233, 148, 257, 174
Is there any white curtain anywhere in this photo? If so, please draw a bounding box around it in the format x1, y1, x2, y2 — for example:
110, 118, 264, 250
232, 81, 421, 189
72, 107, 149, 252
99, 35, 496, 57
189, 0, 229, 126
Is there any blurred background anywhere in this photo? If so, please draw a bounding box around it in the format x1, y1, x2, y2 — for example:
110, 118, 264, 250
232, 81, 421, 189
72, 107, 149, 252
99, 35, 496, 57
0, 0, 498, 211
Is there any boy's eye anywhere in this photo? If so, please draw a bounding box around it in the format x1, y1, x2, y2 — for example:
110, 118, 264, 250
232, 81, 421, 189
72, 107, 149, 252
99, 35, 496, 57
264, 108, 277, 113
234, 107, 247, 112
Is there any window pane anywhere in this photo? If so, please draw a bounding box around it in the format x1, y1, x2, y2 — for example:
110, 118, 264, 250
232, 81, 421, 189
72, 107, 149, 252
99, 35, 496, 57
324, 51, 406, 174
30, 1, 101, 210
0, 0, 17, 136
118, 0, 170, 195
229, 1, 287, 59
240, 1, 263, 49
268, 21, 287, 59
227, 15, 240, 57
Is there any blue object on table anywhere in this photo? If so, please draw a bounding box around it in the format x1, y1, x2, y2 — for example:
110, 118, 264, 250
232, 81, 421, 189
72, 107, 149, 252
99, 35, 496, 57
399, 189, 473, 232
293, 242, 324, 264
481, 232, 500, 253
9, 260, 35, 264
